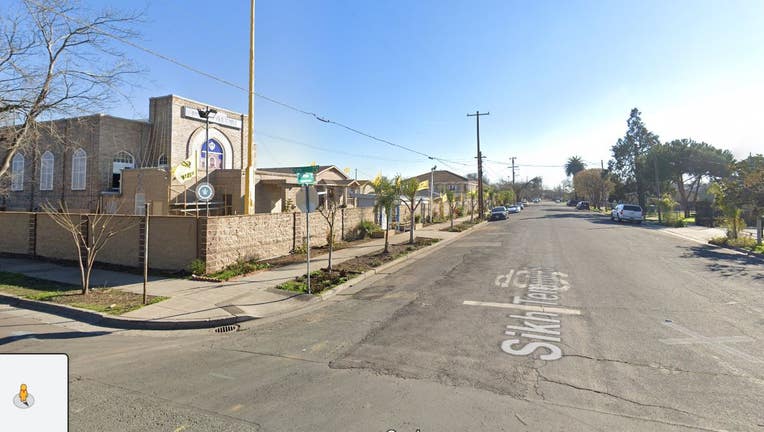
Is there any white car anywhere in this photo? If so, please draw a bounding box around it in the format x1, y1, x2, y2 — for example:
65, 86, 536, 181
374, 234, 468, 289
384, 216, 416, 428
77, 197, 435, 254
611, 204, 643, 223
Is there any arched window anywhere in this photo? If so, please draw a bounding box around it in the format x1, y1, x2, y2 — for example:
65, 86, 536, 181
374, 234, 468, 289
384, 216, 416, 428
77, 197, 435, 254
10, 153, 24, 191
157, 153, 168, 168
39, 151, 54, 191
111, 151, 134, 190
199, 139, 224, 174
71, 148, 87, 190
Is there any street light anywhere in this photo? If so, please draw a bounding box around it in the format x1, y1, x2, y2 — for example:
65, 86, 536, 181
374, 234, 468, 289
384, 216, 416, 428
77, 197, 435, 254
198, 107, 218, 217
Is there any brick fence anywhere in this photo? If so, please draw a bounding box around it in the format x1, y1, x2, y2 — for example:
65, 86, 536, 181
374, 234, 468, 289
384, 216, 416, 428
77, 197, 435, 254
0, 207, 375, 273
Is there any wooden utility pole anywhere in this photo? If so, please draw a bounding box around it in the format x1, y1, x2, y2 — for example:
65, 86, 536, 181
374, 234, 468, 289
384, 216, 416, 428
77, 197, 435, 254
467, 111, 489, 219
510, 157, 516, 185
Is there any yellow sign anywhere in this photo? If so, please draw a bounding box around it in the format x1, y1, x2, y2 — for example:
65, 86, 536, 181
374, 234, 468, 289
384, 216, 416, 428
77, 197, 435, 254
417, 180, 429, 191
172, 152, 197, 184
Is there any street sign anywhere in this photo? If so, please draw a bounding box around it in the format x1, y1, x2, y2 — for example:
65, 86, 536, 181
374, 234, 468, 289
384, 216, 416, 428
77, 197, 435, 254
293, 165, 318, 185
295, 186, 318, 212
196, 182, 215, 202
296, 171, 315, 185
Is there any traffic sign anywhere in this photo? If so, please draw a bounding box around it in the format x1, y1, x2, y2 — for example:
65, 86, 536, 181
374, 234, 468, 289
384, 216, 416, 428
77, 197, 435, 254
296, 172, 315, 185
295, 186, 318, 212
196, 182, 215, 202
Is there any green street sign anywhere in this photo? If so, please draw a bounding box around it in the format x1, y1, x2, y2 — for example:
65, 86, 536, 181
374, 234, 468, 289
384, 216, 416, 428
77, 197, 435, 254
296, 172, 315, 185
293, 166, 319, 174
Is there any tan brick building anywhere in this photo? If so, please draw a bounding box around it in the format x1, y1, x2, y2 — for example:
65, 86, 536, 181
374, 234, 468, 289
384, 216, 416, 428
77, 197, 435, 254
0, 95, 250, 214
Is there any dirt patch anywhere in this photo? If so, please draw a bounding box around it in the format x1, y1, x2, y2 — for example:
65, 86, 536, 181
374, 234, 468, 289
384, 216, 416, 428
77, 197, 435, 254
277, 237, 439, 294
0, 271, 167, 315
260, 238, 373, 268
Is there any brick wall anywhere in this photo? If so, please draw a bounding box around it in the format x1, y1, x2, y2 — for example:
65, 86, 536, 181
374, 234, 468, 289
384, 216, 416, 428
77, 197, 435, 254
0, 207, 374, 273
204, 207, 374, 273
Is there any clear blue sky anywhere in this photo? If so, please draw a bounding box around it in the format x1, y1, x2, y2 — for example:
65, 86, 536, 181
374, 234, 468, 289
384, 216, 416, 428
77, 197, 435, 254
97, 0, 764, 186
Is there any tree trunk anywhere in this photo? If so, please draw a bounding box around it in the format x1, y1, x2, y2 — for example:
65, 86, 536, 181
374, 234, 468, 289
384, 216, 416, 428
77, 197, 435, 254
384, 209, 390, 253
676, 178, 690, 218
327, 227, 333, 273
409, 206, 415, 244
450, 209, 454, 229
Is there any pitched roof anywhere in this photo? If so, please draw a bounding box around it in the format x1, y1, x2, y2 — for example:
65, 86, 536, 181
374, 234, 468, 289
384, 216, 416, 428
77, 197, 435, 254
408, 170, 470, 183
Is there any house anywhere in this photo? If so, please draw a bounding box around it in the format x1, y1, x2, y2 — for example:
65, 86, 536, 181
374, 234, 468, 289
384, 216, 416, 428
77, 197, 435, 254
255, 165, 361, 213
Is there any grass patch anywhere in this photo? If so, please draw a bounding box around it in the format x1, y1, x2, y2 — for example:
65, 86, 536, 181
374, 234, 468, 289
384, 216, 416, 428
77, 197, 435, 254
709, 236, 763, 254
440, 219, 481, 232
276, 237, 439, 294
0, 271, 167, 315
207, 260, 271, 281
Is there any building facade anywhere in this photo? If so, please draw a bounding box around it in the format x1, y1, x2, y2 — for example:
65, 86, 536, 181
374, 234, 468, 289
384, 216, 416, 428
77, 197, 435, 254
0, 95, 250, 214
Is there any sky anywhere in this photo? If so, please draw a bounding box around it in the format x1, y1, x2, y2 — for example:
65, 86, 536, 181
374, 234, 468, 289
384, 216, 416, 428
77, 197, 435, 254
79, 0, 764, 187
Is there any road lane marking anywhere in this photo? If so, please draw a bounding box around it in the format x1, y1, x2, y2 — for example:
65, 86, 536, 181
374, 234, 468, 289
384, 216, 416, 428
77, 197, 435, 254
463, 300, 582, 316
208, 372, 235, 380
660, 322, 762, 364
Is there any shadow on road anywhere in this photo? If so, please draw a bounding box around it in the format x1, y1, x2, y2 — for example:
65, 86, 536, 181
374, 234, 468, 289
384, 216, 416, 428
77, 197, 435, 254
680, 245, 764, 280
0, 330, 112, 345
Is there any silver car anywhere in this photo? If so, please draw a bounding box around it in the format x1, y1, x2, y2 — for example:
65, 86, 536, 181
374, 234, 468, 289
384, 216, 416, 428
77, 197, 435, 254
611, 204, 643, 223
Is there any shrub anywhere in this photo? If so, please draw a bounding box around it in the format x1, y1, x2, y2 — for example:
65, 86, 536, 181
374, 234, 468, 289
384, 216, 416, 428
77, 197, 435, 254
357, 220, 381, 238
414, 214, 421, 223
728, 236, 757, 249
189, 259, 206, 275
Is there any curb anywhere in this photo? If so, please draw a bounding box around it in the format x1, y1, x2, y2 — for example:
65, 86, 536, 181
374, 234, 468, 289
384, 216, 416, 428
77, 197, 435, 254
317, 221, 488, 301
0, 293, 256, 330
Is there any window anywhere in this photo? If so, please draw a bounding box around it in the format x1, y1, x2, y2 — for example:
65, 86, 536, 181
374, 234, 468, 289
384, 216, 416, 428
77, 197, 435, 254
157, 153, 168, 168
111, 151, 135, 190
39, 151, 54, 191
134, 192, 145, 215
10, 153, 24, 191
199, 139, 224, 173
71, 148, 87, 190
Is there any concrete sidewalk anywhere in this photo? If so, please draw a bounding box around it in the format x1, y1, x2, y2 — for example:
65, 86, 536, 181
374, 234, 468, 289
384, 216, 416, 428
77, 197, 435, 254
0, 215, 479, 328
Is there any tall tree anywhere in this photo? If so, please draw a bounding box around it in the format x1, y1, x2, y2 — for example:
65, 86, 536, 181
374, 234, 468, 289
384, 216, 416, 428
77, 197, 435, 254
565, 156, 586, 177
371, 174, 397, 254
645, 139, 734, 217
610, 108, 659, 208
0, 0, 142, 180
573, 169, 614, 208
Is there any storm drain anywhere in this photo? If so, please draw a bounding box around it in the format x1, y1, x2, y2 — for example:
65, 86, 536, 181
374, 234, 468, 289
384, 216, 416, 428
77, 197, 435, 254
214, 324, 240, 334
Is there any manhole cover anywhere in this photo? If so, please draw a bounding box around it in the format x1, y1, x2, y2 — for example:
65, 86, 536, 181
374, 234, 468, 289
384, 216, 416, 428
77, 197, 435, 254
214, 324, 239, 333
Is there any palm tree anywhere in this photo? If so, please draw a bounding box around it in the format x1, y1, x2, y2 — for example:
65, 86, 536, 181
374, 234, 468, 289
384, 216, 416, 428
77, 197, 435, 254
371, 174, 397, 253
565, 156, 586, 177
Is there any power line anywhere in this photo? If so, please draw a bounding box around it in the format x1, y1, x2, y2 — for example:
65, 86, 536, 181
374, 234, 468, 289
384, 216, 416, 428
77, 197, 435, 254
35, 1, 474, 167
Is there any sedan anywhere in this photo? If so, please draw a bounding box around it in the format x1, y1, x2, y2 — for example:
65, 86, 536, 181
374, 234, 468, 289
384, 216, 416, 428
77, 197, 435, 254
489, 207, 508, 220
506, 205, 520, 214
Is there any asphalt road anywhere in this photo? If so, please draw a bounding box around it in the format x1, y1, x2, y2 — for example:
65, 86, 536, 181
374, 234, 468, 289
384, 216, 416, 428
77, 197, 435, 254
2, 203, 763, 431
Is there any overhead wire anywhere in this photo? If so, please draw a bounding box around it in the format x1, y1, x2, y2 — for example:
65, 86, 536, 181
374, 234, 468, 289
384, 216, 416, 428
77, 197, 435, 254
35, 1, 478, 167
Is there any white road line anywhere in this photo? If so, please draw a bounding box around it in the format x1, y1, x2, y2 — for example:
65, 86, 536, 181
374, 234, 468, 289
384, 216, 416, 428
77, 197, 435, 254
661, 322, 762, 364
462, 300, 582, 315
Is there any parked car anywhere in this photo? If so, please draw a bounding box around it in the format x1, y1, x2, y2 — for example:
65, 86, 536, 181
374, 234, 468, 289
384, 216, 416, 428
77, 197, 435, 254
566, 199, 578, 206
489, 206, 508, 221
611, 204, 643, 223
507, 205, 520, 214
576, 201, 590, 210
516, 202, 524, 210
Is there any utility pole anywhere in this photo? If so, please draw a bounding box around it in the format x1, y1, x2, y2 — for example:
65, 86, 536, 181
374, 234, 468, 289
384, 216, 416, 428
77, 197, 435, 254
467, 111, 489, 219
429, 165, 436, 223
654, 155, 662, 224
509, 157, 516, 185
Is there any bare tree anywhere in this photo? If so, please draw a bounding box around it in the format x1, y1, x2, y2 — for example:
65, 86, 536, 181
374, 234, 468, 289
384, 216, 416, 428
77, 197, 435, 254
40, 200, 138, 294
0, 0, 142, 180
317, 188, 341, 273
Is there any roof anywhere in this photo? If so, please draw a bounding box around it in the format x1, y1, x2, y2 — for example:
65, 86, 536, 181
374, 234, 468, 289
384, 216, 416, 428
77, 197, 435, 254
256, 165, 335, 175
408, 170, 470, 183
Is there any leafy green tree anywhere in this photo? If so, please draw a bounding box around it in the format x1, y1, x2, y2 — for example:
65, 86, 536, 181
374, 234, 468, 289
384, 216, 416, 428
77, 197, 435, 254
610, 108, 659, 208
565, 156, 586, 177
372, 174, 397, 253
398, 178, 423, 244
467, 190, 477, 222
645, 139, 734, 217
712, 154, 764, 242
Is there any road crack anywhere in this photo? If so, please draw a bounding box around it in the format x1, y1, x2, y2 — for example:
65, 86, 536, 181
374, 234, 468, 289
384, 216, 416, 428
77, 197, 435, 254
563, 353, 752, 379
535, 371, 696, 418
